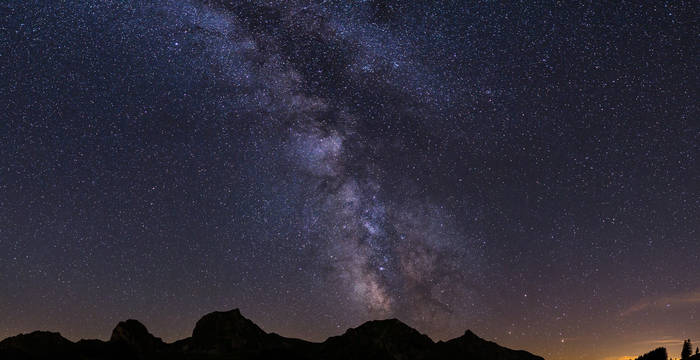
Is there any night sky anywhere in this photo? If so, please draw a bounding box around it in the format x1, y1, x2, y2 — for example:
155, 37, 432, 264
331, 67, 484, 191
1, 1, 698, 360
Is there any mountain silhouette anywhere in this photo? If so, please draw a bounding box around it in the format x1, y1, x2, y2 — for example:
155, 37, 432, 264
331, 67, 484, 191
318, 319, 435, 360
190, 309, 269, 352
0, 308, 544, 360
110, 319, 166, 358
432, 329, 545, 360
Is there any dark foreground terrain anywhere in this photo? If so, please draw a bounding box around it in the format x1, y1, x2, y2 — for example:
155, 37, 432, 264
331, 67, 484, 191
0, 308, 544, 360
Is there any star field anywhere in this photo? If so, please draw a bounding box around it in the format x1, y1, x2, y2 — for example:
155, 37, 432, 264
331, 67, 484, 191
1, 1, 698, 360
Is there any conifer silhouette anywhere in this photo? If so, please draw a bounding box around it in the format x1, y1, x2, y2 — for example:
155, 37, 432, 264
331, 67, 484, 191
681, 339, 692, 359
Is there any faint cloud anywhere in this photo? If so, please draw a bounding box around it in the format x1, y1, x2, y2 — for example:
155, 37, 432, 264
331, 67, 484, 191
601, 356, 635, 360
643, 339, 684, 345
621, 290, 700, 316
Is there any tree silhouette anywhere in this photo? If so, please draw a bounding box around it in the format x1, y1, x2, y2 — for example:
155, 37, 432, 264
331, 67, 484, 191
681, 339, 692, 359
636, 347, 668, 360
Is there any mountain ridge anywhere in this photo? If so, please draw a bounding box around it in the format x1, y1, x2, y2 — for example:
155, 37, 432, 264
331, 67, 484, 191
0, 308, 545, 360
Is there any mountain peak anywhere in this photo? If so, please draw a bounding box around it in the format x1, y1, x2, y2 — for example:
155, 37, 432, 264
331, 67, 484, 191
351, 318, 431, 341
110, 319, 164, 355
356, 318, 410, 329
320, 318, 434, 360
462, 329, 477, 337
191, 308, 269, 352
0, 331, 74, 358
1, 330, 71, 345
437, 329, 545, 360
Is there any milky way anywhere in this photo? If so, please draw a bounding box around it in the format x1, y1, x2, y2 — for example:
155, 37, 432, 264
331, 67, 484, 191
1, 1, 698, 360
289, 116, 483, 325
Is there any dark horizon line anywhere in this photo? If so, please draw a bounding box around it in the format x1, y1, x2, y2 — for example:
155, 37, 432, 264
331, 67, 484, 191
1, 307, 492, 346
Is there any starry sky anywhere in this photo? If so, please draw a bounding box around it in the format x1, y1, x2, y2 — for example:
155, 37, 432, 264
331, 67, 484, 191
1, 1, 698, 360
